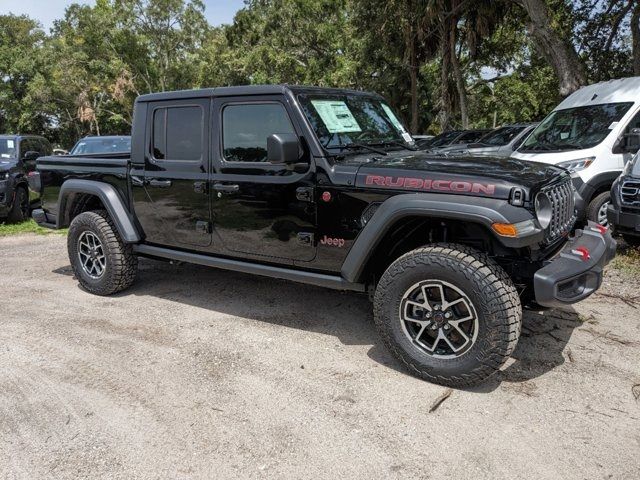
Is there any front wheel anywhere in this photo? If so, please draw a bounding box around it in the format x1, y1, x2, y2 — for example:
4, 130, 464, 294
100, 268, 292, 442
7, 186, 29, 223
373, 244, 522, 387
68, 210, 138, 295
586, 191, 610, 226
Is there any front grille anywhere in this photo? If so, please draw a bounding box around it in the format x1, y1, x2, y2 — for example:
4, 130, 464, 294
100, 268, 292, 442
542, 179, 576, 243
621, 179, 640, 208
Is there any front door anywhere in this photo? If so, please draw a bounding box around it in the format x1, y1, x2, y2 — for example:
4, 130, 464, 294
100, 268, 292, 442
137, 98, 211, 248
210, 96, 316, 263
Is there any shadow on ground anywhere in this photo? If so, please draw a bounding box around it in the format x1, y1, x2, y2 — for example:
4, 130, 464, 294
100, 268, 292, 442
53, 258, 583, 391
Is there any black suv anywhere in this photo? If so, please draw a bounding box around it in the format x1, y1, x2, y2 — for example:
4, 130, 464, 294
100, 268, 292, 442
0, 134, 50, 222
609, 151, 640, 245
33, 86, 615, 386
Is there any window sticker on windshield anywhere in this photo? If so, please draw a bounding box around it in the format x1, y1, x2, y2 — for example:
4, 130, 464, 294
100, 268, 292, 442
311, 100, 361, 133
7, 140, 14, 149
1, 154, 10, 158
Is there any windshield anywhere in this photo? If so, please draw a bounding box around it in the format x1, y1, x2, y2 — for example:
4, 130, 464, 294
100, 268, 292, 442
70, 137, 131, 155
0, 138, 17, 159
429, 131, 462, 147
519, 102, 633, 152
478, 126, 526, 146
297, 94, 412, 152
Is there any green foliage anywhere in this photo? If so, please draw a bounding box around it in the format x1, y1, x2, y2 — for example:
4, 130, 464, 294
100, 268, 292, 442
0, 219, 67, 237
0, 0, 638, 144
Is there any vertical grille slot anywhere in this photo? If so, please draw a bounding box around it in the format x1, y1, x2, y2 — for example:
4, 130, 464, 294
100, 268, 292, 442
542, 179, 576, 243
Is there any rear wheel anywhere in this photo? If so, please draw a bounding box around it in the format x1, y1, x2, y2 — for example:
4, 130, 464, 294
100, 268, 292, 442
7, 186, 29, 223
586, 191, 610, 226
373, 244, 522, 387
68, 210, 138, 295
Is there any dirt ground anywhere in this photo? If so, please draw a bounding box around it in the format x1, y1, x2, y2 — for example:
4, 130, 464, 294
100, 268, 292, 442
1, 233, 639, 480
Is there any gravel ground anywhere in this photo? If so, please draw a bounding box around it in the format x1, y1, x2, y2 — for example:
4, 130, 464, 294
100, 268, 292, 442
1, 233, 639, 480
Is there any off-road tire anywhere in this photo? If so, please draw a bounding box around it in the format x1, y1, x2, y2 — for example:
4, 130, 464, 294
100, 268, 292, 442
586, 191, 610, 226
7, 186, 29, 223
68, 210, 138, 295
373, 244, 522, 388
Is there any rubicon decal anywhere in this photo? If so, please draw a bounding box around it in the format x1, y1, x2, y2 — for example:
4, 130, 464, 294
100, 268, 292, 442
364, 175, 496, 195
320, 235, 345, 247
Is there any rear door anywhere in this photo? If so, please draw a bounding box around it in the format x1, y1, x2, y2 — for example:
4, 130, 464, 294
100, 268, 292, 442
137, 98, 212, 248
209, 95, 317, 263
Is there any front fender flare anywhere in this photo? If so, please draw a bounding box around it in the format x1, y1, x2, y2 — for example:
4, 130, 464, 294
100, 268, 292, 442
340, 193, 540, 283
58, 179, 141, 243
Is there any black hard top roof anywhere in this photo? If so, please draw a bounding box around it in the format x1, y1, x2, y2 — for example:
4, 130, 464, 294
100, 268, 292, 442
135, 85, 381, 103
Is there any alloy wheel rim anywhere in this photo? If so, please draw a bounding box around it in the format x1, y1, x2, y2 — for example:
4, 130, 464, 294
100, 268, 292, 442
597, 201, 609, 226
399, 280, 479, 359
77, 231, 106, 279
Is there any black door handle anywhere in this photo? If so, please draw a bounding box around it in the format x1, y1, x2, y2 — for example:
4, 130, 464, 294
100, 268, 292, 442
148, 179, 172, 188
213, 183, 240, 193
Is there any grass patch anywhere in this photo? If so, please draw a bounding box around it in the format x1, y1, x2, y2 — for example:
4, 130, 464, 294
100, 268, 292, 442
0, 219, 67, 237
610, 243, 640, 275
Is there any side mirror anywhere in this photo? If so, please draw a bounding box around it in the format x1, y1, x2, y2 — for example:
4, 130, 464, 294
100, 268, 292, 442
614, 128, 640, 154
267, 133, 301, 164
625, 128, 640, 154
22, 150, 39, 161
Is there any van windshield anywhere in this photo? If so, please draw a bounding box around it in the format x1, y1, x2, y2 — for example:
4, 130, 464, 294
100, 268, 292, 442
519, 102, 633, 152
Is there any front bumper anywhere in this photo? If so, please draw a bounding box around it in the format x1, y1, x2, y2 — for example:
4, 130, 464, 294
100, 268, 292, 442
533, 221, 616, 308
607, 204, 640, 237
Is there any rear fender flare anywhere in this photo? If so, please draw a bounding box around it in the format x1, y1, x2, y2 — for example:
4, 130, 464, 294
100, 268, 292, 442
58, 179, 140, 243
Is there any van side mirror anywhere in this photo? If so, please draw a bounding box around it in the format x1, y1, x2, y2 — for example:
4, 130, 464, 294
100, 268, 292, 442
22, 150, 40, 161
267, 133, 301, 164
615, 128, 640, 154
625, 128, 640, 153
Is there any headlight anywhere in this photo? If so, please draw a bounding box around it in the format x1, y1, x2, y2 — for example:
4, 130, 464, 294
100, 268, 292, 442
535, 192, 553, 229
557, 157, 595, 173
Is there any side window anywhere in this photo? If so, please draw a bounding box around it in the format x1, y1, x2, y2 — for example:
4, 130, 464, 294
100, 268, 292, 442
222, 103, 295, 163
625, 109, 640, 133
152, 106, 203, 161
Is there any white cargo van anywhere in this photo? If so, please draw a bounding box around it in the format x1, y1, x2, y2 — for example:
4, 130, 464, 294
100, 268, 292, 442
511, 77, 640, 225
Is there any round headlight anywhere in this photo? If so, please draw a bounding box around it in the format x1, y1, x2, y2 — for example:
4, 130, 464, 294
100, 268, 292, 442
535, 192, 552, 229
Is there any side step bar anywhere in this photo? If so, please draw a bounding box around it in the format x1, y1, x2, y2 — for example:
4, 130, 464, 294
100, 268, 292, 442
133, 244, 366, 293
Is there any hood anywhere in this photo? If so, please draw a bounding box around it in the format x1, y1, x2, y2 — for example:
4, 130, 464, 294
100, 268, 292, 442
0, 159, 17, 172
354, 150, 568, 200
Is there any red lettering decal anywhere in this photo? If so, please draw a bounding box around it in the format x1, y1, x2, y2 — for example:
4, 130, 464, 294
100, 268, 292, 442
404, 178, 424, 189
450, 181, 471, 192
385, 176, 405, 187
432, 180, 451, 191
472, 183, 496, 195
365, 175, 386, 186
422, 179, 432, 190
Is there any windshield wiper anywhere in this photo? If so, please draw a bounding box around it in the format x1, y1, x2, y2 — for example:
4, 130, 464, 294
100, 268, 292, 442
338, 142, 388, 156
367, 140, 419, 151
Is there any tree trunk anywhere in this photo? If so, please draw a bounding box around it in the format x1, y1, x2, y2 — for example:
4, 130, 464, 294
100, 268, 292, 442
449, 21, 469, 128
439, 21, 453, 130
514, 0, 587, 96
633, 2, 640, 75
410, 33, 419, 133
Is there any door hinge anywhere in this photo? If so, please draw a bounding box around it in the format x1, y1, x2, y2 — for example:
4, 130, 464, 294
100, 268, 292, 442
196, 221, 212, 234
296, 187, 314, 202
297, 232, 314, 246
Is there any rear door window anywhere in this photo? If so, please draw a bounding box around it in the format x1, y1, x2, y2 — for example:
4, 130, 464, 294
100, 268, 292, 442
152, 106, 203, 161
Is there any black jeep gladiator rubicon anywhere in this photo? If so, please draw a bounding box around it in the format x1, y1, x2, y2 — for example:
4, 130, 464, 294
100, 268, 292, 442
1, 134, 51, 222
33, 86, 616, 387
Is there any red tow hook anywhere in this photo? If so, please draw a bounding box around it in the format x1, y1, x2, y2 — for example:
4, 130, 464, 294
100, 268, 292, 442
589, 224, 608, 235
571, 246, 591, 261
